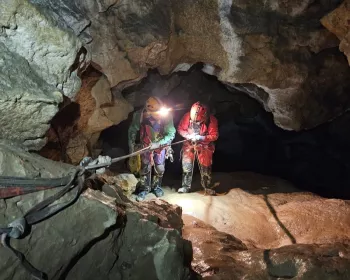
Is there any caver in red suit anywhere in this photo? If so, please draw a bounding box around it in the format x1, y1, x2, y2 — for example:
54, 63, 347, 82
177, 102, 219, 193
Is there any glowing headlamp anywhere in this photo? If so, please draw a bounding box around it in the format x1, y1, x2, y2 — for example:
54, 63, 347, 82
158, 107, 171, 117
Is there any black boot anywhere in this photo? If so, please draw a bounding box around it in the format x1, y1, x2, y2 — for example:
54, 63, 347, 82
200, 165, 215, 195
152, 174, 164, 197
178, 170, 192, 193
136, 171, 151, 202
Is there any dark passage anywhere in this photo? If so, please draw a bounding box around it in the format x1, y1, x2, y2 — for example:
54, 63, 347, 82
100, 63, 350, 199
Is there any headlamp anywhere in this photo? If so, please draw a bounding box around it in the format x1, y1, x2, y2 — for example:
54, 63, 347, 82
158, 107, 171, 117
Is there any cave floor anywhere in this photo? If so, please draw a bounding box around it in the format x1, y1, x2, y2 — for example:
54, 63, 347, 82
127, 171, 350, 279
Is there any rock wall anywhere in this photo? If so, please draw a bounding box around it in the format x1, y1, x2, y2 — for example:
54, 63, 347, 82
40, 67, 133, 164
0, 141, 193, 280
0, 0, 85, 150
1, 0, 350, 151
27, 0, 350, 131
322, 0, 350, 65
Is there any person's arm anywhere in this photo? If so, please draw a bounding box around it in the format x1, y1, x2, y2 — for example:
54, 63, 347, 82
204, 115, 219, 142
128, 111, 141, 151
159, 116, 176, 145
177, 113, 191, 139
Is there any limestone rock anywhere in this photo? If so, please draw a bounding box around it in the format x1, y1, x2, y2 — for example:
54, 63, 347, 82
89, 0, 350, 130
0, 0, 83, 99
86, 75, 133, 135
184, 215, 350, 279
10, 0, 349, 134
321, 0, 350, 65
66, 133, 89, 164
0, 0, 87, 150
101, 173, 138, 196
0, 43, 62, 150
163, 172, 350, 249
0, 141, 193, 280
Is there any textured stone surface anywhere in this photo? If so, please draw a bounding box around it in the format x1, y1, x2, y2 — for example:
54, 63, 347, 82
322, 0, 350, 65
40, 67, 133, 164
161, 172, 350, 249
0, 43, 62, 150
0, 0, 83, 98
184, 215, 350, 279
0, 142, 193, 280
101, 173, 138, 196
87, 75, 133, 135
66, 0, 350, 130
0, 0, 85, 150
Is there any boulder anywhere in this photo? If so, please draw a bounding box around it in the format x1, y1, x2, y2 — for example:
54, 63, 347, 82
100, 173, 139, 196
0, 141, 193, 280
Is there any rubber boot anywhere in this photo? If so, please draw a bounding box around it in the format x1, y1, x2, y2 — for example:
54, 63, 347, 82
178, 171, 192, 193
200, 165, 215, 195
152, 174, 164, 198
136, 171, 151, 201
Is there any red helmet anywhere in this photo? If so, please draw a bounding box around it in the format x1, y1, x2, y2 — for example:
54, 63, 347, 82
190, 102, 208, 123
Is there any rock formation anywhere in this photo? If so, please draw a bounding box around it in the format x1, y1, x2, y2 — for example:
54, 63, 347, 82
0, 0, 85, 150
157, 172, 350, 279
25, 0, 349, 131
1, 0, 350, 153
0, 140, 193, 280
40, 67, 133, 164
184, 215, 350, 279
322, 0, 350, 65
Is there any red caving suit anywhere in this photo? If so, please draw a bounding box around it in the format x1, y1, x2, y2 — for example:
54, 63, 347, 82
177, 112, 219, 189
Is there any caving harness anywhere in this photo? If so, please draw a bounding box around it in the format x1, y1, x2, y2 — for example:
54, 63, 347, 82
0, 140, 185, 280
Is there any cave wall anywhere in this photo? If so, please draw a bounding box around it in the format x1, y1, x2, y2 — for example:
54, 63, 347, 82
1, 0, 350, 151
26, 0, 350, 131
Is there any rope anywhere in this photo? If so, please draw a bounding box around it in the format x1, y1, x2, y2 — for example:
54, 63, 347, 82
0, 138, 188, 278
0, 168, 83, 279
84, 139, 187, 170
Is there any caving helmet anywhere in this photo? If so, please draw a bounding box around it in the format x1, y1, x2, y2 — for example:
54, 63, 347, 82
145, 96, 163, 119
190, 101, 208, 123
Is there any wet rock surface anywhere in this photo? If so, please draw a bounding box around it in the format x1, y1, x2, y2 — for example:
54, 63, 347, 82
184, 215, 350, 279
147, 172, 350, 279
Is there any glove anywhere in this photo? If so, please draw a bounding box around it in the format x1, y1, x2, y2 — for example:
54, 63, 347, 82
165, 147, 174, 162
186, 134, 195, 141
150, 142, 161, 150
194, 135, 205, 141
87, 155, 112, 174
187, 134, 205, 141
79, 157, 93, 167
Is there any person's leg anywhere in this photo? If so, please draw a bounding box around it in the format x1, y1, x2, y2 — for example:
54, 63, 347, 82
197, 146, 215, 195
152, 149, 166, 197
178, 143, 195, 193
136, 151, 152, 201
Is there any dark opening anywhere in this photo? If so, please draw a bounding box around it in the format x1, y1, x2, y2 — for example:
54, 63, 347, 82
100, 63, 350, 199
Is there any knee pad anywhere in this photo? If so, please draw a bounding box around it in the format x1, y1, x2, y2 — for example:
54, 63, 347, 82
183, 162, 193, 173
140, 164, 151, 175
154, 164, 165, 175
